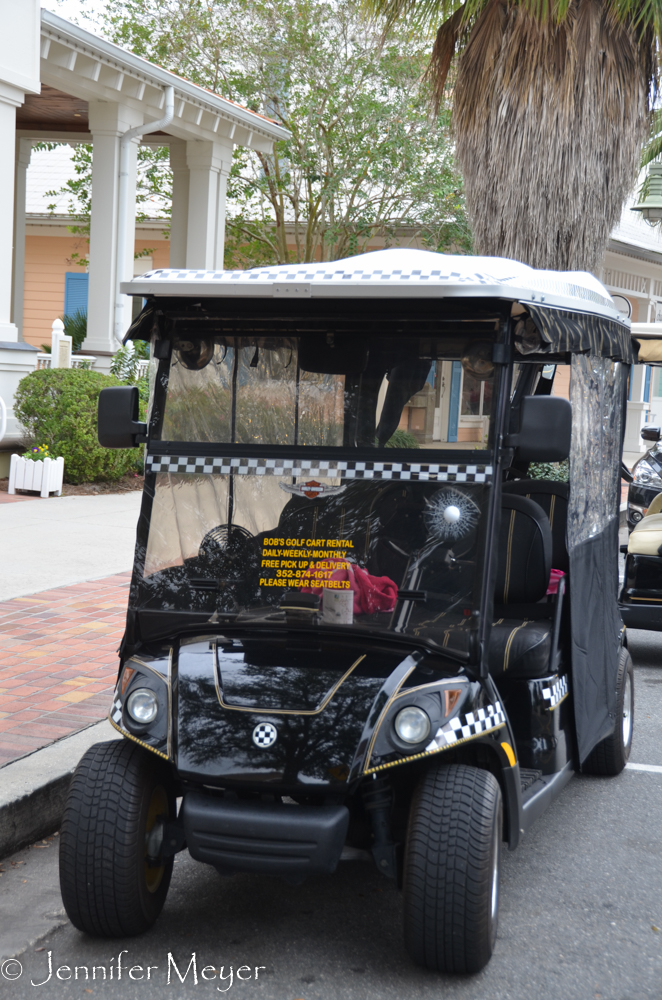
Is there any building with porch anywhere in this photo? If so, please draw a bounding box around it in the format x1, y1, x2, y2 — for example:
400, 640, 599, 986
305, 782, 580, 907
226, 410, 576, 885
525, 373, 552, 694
0, 3, 287, 454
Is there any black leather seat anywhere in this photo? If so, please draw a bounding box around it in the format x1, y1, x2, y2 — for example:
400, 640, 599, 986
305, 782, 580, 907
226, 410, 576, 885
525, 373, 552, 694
489, 494, 558, 678
502, 479, 569, 572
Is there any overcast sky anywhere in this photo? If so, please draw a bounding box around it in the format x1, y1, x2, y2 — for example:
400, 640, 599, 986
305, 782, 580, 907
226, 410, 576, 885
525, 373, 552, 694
42, 0, 106, 33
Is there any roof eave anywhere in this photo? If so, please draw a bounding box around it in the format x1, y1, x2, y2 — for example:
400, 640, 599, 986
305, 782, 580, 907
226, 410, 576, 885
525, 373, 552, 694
40, 10, 290, 145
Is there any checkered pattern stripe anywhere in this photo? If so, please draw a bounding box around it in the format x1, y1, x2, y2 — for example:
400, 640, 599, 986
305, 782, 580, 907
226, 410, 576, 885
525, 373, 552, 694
253, 722, 278, 747
110, 688, 123, 726
140, 266, 505, 285
542, 674, 569, 708
146, 454, 493, 484
425, 702, 506, 752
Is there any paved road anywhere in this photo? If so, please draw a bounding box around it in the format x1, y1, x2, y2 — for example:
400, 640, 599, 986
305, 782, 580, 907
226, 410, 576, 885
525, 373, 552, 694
1, 630, 661, 1000
0, 493, 141, 600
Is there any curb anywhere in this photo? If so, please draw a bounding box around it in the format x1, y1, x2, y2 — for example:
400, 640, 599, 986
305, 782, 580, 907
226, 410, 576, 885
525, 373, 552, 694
0, 719, 121, 860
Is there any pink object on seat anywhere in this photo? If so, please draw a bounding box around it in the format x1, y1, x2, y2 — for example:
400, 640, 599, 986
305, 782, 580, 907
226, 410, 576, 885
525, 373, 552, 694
300, 559, 398, 614
547, 568, 565, 595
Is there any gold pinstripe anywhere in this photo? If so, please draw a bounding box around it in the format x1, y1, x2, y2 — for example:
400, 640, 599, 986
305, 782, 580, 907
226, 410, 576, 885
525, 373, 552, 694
364, 723, 506, 775
503, 620, 531, 672
548, 493, 556, 530
108, 716, 170, 760
213, 648, 366, 715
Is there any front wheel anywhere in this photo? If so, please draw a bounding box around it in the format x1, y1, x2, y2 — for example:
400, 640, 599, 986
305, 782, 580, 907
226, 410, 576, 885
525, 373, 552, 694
583, 647, 634, 776
59, 740, 176, 937
403, 764, 502, 974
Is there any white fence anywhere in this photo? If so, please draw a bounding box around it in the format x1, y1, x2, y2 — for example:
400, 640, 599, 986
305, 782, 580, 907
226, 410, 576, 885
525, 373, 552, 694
36, 354, 96, 370
8, 454, 64, 497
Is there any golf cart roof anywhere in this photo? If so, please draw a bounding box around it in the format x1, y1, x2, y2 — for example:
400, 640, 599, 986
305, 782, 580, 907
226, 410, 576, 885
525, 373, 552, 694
122, 247, 622, 319
122, 248, 637, 362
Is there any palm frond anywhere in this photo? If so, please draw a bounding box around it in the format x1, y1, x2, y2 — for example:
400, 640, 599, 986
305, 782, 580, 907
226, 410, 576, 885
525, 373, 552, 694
425, 5, 468, 111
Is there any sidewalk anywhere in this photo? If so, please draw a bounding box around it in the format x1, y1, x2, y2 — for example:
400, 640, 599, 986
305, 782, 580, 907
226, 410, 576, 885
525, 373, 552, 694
0, 492, 141, 600
0, 573, 130, 767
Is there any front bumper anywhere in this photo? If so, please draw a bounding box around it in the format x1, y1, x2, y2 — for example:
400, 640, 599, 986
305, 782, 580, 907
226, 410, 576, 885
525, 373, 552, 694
627, 483, 662, 528
182, 791, 349, 882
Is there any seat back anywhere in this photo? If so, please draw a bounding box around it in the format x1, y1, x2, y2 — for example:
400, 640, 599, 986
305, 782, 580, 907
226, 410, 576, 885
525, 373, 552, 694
495, 494, 552, 604
502, 479, 569, 572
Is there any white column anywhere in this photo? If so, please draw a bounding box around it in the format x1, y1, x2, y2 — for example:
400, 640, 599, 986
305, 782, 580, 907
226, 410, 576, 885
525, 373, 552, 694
85, 101, 142, 360
213, 140, 233, 270
185, 141, 232, 269
0, 84, 25, 342
115, 136, 140, 342
11, 136, 31, 338
169, 140, 189, 269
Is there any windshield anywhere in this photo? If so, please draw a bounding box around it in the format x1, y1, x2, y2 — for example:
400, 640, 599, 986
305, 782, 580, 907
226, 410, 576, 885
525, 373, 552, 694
135, 328, 499, 658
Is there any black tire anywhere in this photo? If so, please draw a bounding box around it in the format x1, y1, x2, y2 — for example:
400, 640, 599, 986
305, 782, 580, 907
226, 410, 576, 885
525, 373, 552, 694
403, 763, 502, 974
59, 740, 175, 937
583, 647, 634, 776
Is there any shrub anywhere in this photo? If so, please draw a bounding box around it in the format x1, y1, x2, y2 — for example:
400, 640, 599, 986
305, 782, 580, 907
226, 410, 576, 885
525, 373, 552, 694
14, 368, 140, 484
385, 429, 420, 449
529, 459, 569, 482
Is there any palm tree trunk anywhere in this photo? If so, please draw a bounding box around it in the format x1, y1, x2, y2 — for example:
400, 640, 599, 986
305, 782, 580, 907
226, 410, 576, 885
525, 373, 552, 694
454, 0, 652, 273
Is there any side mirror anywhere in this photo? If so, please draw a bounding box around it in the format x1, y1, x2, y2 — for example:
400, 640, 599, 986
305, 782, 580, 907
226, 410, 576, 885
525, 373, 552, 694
505, 395, 571, 462
98, 387, 147, 448
641, 425, 661, 443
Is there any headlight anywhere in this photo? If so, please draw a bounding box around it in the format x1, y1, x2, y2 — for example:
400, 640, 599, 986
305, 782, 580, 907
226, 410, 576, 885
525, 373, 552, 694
394, 706, 431, 744
126, 688, 159, 724
633, 460, 662, 488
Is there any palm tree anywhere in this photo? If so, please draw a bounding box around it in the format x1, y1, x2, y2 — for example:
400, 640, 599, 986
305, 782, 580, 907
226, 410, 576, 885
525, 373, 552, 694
364, 0, 656, 272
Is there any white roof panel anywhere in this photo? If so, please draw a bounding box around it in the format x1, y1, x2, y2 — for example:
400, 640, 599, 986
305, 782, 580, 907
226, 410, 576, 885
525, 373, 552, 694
121, 247, 624, 322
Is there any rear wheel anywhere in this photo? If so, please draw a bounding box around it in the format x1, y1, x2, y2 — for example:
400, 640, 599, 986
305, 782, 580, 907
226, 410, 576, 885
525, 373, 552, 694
59, 740, 175, 937
583, 648, 634, 776
403, 763, 502, 974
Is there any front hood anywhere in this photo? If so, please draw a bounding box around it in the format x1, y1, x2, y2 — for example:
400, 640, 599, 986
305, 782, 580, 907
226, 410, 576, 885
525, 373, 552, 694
175, 637, 410, 788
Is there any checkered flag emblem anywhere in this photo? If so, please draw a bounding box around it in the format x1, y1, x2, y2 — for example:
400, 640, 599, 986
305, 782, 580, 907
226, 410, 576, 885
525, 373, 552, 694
542, 674, 569, 708
110, 687, 123, 726
425, 702, 506, 752
252, 722, 278, 748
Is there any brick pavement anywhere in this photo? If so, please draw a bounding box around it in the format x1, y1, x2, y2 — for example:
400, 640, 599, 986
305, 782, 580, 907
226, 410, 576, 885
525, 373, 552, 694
0, 572, 131, 767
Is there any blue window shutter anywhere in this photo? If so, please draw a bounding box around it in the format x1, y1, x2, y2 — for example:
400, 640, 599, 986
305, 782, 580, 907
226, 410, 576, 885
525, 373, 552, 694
448, 362, 462, 442
64, 273, 89, 318
645, 365, 651, 403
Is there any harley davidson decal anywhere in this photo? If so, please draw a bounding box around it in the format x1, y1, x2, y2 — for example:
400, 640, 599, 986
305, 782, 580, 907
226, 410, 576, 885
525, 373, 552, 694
279, 480, 346, 500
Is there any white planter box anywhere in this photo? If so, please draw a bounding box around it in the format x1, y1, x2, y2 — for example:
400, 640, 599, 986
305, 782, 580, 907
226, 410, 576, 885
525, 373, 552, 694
8, 454, 64, 498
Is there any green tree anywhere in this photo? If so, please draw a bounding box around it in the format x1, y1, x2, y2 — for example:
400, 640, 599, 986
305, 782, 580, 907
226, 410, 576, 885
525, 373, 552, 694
101, 0, 471, 265
365, 0, 657, 273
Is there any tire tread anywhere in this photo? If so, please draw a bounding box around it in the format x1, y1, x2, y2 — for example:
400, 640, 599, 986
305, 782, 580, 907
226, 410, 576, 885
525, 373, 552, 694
59, 740, 173, 937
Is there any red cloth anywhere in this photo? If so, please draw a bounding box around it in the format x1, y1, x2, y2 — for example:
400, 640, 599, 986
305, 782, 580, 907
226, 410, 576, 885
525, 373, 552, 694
547, 568, 565, 595
299, 559, 398, 614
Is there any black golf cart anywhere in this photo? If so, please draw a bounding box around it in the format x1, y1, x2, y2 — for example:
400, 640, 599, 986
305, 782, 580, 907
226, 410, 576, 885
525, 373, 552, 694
59, 249, 636, 974
620, 331, 662, 630
625, 424, 662, 530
